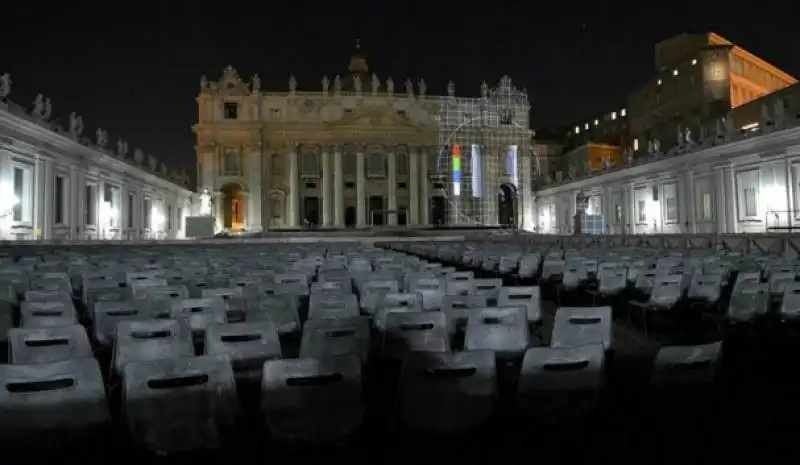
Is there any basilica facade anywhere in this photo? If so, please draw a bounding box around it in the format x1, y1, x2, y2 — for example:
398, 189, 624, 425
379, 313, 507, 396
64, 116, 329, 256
194, 46, 533, 230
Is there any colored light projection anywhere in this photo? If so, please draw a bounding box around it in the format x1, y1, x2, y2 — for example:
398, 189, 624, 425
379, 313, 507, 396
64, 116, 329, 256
452, 144, 462, 197
506, 145, 519, 188
471, 144, 482, 198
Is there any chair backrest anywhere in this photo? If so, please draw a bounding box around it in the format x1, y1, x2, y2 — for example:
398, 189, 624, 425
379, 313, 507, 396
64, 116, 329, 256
551, 306, 613, 350
300, 316, 371, 360
308, 292, 360, 320
464, 306, 529, 357
518, 344, 605, 393
382, 311, 449, 359
497, 286, 542, 322
651, 341, 721, 385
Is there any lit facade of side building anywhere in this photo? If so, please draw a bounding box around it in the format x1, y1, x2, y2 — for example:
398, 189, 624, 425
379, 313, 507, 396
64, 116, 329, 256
194, 47, 533, 230
548, 32, 796, 179
535, 114, 800, 235
0, 77, 194, 241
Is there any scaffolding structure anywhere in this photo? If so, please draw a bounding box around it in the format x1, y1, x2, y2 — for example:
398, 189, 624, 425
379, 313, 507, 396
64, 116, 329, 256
434, 76, 532, 226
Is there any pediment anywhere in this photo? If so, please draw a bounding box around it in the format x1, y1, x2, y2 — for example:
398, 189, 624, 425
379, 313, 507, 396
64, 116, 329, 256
326, 107, 427, 132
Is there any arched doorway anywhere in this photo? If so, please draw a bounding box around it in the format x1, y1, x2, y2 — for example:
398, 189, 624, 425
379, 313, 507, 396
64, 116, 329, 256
498, 183, 518, 228
221, 183, 245, 230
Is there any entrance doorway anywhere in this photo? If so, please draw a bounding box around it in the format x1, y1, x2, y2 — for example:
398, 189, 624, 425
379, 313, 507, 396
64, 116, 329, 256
498, 183, 518, 228
303, 197, 320, 226
221, 183, 245, 230
431, 196, 446, 226
345, 206, 356, 227
369, 196, 384, 226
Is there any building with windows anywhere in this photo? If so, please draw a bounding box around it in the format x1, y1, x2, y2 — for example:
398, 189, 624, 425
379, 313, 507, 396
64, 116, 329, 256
534, 109, 800, 235
0, 76, 194, 241
194, 44, 532, 230
628, 32, 796, 155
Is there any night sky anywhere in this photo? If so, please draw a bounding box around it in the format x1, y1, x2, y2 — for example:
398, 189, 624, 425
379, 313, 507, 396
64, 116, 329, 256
3, 1, 798, 174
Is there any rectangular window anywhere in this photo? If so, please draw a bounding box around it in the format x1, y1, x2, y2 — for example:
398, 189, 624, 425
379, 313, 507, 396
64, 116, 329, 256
12, 167, 23, 222
223, 102, 238, 119
637, 200, 646, 223
367, 152, 385, 178
54, 176, 65, 224
128, 193, 135, 228
167, 206, 173, 231
143, 198, 152, 229
665, 196, 678, 222
743, 185, 758, 217
701, 192, 713, 220
301, 152, 319, 177
84, 185, 96, 226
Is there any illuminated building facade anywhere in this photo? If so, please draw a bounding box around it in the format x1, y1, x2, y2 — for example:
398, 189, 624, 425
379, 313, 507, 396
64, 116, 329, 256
628, 32, 797, 155
0, 75, 193, 241
195, 44, 533, 230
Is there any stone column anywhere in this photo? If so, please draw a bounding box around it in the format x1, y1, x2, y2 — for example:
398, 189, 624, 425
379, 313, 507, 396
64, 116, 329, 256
70, 167, 82, 240
724, 166, 736, 234
683, 171, 696, 233
215, 190, 224, 232
785, 150, 795, 230
246, 149, 262, 232
356, 151, 366, 227
387, 150, 397, 226
334, 149, 344, 227
321, 150, 332, 227
288, 150, 299, 227
481, 145, 495, 225
120, 181, 129, 239
520, 152, 533, 230
419, 147, 429, 225
408, 147, 419, 225
715, 168, 727, 234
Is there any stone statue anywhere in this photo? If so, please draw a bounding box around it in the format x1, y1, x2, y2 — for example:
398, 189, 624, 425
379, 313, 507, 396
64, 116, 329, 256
447, 80, 455, 97
288, 75, 297, 93
568, 166, 576, 180
761, 103, 771, 122
653, 139, 661, 154
200, 75, 208, 89
716, 118, 725, 137
251, 74, 260, 93
418, 79, 427, 97
353, 74, 362, 94
774, 99, 786, 126
133, 148, 144, 165
676, 125, 684, 146
685, 127, 694, 144
199, 188, 212, 216
95, 128, 108, 148
43, 98, 52, 120
371, 73, 379, 95
386, 77, 394, 96
69, 112, 84, 137
116, 139, 129, 157
647, 140, 654, 156
159, 162, 168, 176
480, 81, 488, 98
321, 75, 330, 94
32, 94, 45, 118
333, 75, 342, 95
0, 73, 10, 99
405, 78, 413, 97
723, 114, 734, 136
148, 155, 158, 172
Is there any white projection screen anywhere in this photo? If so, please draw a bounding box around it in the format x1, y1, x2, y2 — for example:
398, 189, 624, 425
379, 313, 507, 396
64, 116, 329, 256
471, 144, 482, 198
